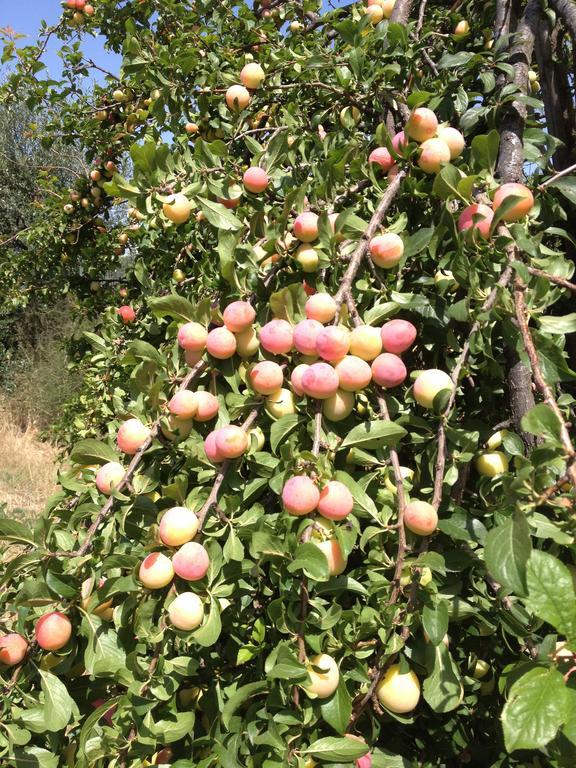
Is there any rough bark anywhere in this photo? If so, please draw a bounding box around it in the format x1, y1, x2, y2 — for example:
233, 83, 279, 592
535, 21, 576, 169
496, 0, 541, 450
549, 0, 576, 39
391, 0, 414, 25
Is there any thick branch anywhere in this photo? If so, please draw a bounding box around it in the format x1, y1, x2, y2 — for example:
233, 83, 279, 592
549, 0, 576, 39
513, 281, 576, 490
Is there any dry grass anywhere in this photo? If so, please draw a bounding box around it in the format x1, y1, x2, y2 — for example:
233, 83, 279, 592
0, 403, 58, 523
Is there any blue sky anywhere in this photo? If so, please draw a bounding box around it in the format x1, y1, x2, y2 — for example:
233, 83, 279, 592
1, 1, 347, 82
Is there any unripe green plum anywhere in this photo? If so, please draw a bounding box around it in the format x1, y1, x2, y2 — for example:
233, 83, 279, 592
168, 592, 204, 630
295, 244, 319, 272
159, 507, 199, 547
413, 369, 454, 408
436, 126, 465, 159
323, 389, 355, 421
476, 451, 509, 477
303, 653, 339, 698
349, 325, 382, 361
235, 327, 260, 357
265, 388, 296, 418
375, 664, 421, 713
305, 293, 337, 324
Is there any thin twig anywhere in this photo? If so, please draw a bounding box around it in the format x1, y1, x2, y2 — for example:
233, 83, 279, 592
526, 267, 576, 292
538, 162, 576, 189
334, 170, 406, 312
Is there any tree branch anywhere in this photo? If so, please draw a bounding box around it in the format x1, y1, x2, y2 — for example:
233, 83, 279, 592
526, 267, 576, 292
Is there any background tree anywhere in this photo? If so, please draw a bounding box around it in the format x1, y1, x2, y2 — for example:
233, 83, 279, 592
1, 2, 576, 767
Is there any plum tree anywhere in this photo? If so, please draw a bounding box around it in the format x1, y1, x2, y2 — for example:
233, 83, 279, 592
1, 1, 576, 766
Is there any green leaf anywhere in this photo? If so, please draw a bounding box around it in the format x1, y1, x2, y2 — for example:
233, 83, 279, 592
304, 736, 369, 762
339, 420, 406, 451
334, 470, 379, 521
319, 678, 352, 734
484, 512, 532, 596
502, 667, 571, 752
148, 294, 197, 322
69, 439, 119, 465
539, 313, 576, 335
80, 616, 128, 678
221, 681, 268, 730
423, 644, 463, 713
0, 518, 37, 546
521, 404, 563, 443
126, 340, 164, 366
470, 131, 500, 174
152, 711, 196, 743
549, 177, 576, 205
11, 747, 59, 768
422, 600, 449, 646
198, 197, 243, 231
432, 165, 464, 201
526, 551, 576, 639
288, 542, 330, 581
193, 597, 222, 647
267, 646, 308, 681
403, 227, 434, 257
270, 414, 300, 454
39, 670, 74, 731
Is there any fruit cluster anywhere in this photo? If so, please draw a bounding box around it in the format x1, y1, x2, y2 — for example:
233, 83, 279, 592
63, 0, 94, 26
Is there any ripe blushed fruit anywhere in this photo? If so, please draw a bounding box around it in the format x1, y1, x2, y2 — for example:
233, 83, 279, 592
305, 293, 337, 323
95, 462, 125, 495
222, 301, 255, 332
316, 326, 351, 361
265, 388, 296, 418
293, 212, 320, 242
35, 612, 72, 652
323, 389, 355, 421
302, 362, 340, 399
369, 147, 394, 171
240, 62, 265, 89
226, 84, 251, 111
405, 107, 438, 142
369, 232, 404, 268
493, 183, 534, 221
458, 203, 493, 239
418, 138, 451, 173
159, 507, 199, 547
139, 552, 174, 589
249, 361, 284, 395
371, 353, 407, 388
381, 319, 417, 354
476, 451, 509, 477
168, 592, 204, 630
376, 664, 421, 713
413, 369, 454, 408
163, 193, 192, 224
168, 390, 198, 419
282, 476, 320, 516
117, 418, 151, 454
215, 425, 249, 459
193, 391, 219, 422
206, 327, 237, 359
304, 653, 339, 699
177, 321, 207, 351
118, 304, 136, 323
454, 19, 470, 36
259, 319, 294, 354
436, 126, 465, 159
404, 500, 438, 535
318, 481, 354, 520
335, 356, 373, 391
172, 542, 210, 581
204, 430, 224, 463
243, 167, 269, 193
290, 364, 310, 396
80, 577, 114, 620
0, 634, 28, 666
349, 325, 382, 361
294, 319, 324, 355
364, 5, 384, 23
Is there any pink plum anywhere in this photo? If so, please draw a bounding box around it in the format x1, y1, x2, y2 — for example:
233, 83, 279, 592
316, 326, 351, 362
380, 319, 417, 354
223, 300, 256, 332
249, 361, 284, 395
172, 542, 210, 581
206, 327, 237, 359
293, 319, 324, 356
282, 475, 320, 516
371, 353, 407, 388
301, 362, 340, 399
318, 480, 354, 520
259, 319, 294, 355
